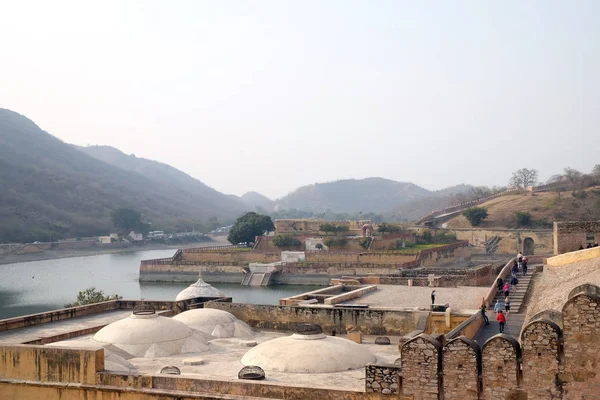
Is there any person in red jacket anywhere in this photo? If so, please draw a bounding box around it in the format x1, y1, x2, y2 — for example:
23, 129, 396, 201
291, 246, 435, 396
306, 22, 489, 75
497, 310, 506, 333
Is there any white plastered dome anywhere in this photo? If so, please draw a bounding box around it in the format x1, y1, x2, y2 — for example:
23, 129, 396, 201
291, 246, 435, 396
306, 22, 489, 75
92, 312, 210, 357
175, 278, 226, 301
241, 331, 376, 373
173, 308, 254, 338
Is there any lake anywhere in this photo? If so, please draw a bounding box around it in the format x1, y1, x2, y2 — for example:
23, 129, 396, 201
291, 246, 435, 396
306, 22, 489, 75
0, 249, 321, 319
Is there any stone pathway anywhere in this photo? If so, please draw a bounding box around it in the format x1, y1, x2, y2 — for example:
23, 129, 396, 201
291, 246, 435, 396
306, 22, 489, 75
474, 269, 536, 345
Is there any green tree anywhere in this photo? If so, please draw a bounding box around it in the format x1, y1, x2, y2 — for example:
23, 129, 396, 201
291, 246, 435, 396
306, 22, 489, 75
509, 168, 538, 188
64, 287, 121, 308
272, 234, 302, 248
227, 212, 274, 246
462, 207, 488, 227
514, 211, 532, 227
592, 164, 600, 178
320, 223, 349, 234
359, 237, 372, 249
110, 207, 151, 234
377, 223, 401, 234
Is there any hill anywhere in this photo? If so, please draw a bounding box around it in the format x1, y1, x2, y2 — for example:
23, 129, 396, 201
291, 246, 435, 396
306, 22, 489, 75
0, 109, 245, 242
274, 178, 474, 220
237, 192, 275, 213
275, 178, 432, 214
444, 188, 600, 229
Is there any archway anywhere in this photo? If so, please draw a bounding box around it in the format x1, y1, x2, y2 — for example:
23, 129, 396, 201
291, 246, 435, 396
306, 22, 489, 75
523, 237, 534, 256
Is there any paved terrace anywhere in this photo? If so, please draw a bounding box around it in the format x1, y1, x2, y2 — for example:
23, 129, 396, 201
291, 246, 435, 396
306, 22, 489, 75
353, 285, 488, 312
0, 310, 131, 344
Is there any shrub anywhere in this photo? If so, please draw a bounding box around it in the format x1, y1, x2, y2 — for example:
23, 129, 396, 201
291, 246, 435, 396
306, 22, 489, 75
320, 223, 349, 234
514, 211, 532, 227
420, 229, 433, 243
462, 207, 488, 227
272, 234, 302, 248
377, 223, 401, 234
323, 237, 347, 248
359, 237, 372, 249
572, 190, 588, 199
64, 287, 121, 308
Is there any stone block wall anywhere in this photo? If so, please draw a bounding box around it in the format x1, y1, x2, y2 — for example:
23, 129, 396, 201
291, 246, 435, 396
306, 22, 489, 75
562, 291, 600, 397
365, 364, 400, 394
442, 337, 480, 399
521, 320, 563, 399
554, 220, 600, 254
481, 335, 522, 400
399, 336, 441, 399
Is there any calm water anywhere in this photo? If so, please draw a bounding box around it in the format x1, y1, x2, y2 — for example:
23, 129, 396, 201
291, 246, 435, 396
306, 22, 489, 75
0, 249, 321, 319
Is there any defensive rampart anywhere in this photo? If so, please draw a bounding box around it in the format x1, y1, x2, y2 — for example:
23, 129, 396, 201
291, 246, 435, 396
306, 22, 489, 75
366, 284, 600, 399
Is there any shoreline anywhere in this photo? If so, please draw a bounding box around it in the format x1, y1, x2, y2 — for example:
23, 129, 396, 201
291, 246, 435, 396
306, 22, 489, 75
0, 241, 218, 266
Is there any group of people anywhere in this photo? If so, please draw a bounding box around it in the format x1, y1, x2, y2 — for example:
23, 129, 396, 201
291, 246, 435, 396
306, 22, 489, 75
480, 252, 529, 333
578, 242, 599, 250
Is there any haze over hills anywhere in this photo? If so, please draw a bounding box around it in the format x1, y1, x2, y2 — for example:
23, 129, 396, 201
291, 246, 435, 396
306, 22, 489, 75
274, 178, 474, 218
0, 108, 479, 242
0, 109, 246, 242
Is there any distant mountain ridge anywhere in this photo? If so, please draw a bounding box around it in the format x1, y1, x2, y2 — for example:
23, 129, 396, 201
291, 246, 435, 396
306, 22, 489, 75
274, 178, 473, 219
0, 109, 246, 242
0, 107, 476, 242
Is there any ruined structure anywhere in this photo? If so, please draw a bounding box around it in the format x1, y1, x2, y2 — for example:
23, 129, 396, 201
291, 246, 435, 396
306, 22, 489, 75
554, 220, 600, 254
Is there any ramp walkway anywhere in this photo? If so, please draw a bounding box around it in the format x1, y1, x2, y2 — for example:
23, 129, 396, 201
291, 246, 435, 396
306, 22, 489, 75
474, 269, 537, 344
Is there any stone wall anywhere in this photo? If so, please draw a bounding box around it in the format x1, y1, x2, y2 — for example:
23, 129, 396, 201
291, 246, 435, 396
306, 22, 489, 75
546, 245, 600, 267
367, 287, 600, 399
450, 228, 554, 255
0, 345, 103, 384
443, 337, 479, 399
182, 250, 281, 264
365, 364, 400, 395
554, 220, 600, 254
204, 302, 424, 336
399, 336, 441, 399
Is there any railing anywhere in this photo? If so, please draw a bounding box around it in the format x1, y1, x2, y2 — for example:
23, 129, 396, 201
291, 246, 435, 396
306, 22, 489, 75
183, 244, 248, 252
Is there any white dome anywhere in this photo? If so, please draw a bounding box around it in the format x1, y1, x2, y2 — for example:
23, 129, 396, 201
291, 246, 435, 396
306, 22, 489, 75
175, 278, 226, 301
241, 333, 376, 373
92, 312, 210, 357
173, 308, 254, 338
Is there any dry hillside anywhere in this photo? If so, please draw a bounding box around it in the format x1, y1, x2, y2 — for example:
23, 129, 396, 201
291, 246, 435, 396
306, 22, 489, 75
445, 187, 600, 229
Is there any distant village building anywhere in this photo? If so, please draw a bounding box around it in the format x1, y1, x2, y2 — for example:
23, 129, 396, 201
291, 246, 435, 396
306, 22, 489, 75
128, 231, 143, 241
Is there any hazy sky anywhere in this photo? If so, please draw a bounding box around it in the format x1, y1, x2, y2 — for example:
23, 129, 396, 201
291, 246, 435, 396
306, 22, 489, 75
1, 1, 598, 199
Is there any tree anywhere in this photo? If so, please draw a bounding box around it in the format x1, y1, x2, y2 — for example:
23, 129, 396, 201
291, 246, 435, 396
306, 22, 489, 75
320, 223, 349, 234
592, 164, 600, 178
377, 223, 401, 234
227, 212, 274, 246
563, 167, 582, 184
462, 207, 488, 227
272, 234, 302, 248
64, 287, 121, 308
110, 207, 151, 234
469, 186, 493, 199
509, 168, 538, 188
514, 211, 532, 227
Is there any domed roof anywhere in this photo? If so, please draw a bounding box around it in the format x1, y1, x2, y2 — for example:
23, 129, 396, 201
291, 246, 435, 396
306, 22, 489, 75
241, 330, 376, 373
173, 308, 254, 338
175, 278, 226, 301
93, 311, 210, 357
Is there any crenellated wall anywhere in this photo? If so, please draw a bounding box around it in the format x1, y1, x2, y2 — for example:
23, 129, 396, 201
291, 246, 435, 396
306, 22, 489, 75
367, 286, 600, 399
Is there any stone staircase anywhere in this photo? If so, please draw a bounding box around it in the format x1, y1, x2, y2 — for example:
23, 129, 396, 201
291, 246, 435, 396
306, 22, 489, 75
474, 270, 536, 344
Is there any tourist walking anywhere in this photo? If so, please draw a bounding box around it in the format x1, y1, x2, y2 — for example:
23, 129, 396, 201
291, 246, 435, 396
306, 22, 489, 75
522, 257, 528, 275
510, 275, 519, 286
496, 278, 504, 293
497, 311, 506, 333
517, 252, 523, 268
480, 304, 490, 325
504, 295, 511, 315
494, 299, 503, 314
431, 290, 436, 305
511, 260, 519, 276
503, 283, 510, 297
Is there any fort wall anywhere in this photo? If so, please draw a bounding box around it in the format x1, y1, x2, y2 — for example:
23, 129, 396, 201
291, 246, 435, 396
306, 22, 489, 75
553, 221, 600, 254
450, 228, 554, 255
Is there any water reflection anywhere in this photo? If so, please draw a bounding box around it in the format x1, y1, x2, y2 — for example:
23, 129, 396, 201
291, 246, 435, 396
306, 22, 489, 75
0, 249, 321, 319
